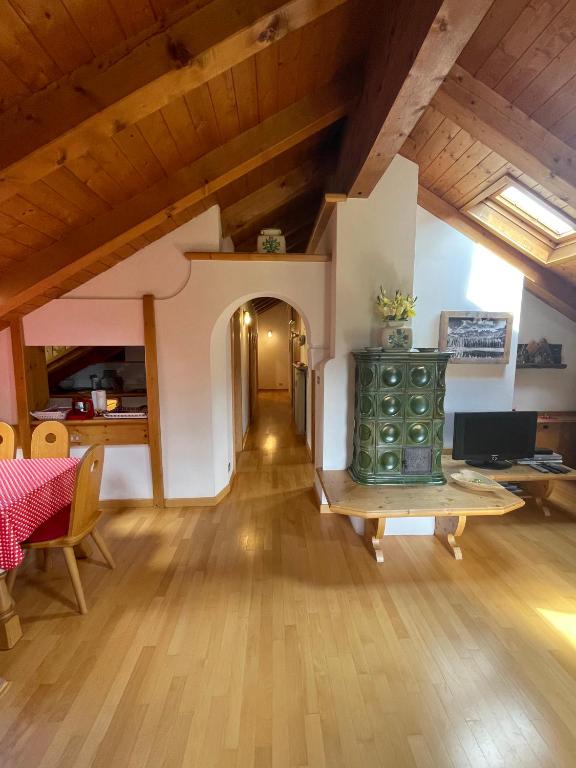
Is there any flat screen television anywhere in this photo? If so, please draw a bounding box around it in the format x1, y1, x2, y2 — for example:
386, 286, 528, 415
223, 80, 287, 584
452, 411, 538, 469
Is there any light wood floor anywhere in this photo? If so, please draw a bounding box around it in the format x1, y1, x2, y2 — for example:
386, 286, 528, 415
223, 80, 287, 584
2, 391, 576, 767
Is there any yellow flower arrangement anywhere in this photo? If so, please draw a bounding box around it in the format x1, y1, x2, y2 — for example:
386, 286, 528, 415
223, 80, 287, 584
376, 288, 417, 322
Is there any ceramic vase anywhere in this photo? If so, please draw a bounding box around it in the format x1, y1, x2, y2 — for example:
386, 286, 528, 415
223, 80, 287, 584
381, 320, 412, 351
257, 228, 286, 254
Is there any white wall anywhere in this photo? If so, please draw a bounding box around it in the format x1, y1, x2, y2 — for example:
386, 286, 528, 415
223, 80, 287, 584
321, 155, 418, 471
257, 303, 291, 389
0, 206, 330, 500
514, 289, 576, 411
413, 206, 525, 446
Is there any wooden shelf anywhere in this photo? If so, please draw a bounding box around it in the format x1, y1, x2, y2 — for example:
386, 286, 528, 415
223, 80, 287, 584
29, 417, 149, 446
49, 391, 147, 398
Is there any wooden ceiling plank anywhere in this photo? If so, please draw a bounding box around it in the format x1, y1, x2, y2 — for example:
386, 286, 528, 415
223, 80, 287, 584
432, 64, 576, 207
333, 0, 493, 197
418, 185, 576, 322
0, 0, 347, 200
0, 78, 352, 318
208, 69, 242, 142
137, 111, 184, 176
430, 141, 492, 197
458, 0, 532, 76
474, 0, 568, 91
113, 124, 166, 186
495, 0, 576, 104
221, 160, 321, 238
415, 117, 463, 172
233, 57, 259, 132
60, 0, 126, 56
419, 129, 475, 187
515, 37, 576, 119
43, 165, 111, 216
161, 96, 204, 165
442, 151, 508, 206
400, 107, 445, 162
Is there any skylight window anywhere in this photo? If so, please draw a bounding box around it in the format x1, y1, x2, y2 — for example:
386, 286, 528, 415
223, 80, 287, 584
495, 185, 576, 238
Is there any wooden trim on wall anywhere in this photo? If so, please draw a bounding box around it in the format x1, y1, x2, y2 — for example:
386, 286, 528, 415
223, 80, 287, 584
143, 295, 165, 508
231, 310, 243, 464
305, 193, 346, 253
184, 251, 330, 262
10, 319, 31, 458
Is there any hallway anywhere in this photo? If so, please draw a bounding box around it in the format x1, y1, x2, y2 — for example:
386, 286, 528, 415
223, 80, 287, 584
3, 394, 576, 766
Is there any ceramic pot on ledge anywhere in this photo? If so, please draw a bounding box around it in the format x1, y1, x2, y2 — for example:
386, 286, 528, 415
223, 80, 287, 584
381, 320, 412, 351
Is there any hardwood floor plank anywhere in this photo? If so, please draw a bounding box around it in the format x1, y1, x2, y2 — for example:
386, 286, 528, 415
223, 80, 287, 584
2, 391, 576, 766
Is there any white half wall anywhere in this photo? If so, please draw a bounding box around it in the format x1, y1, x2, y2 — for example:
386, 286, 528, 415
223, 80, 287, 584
0, 205, 329, 501
413, 205, 525, 448
514, 290, 576, 411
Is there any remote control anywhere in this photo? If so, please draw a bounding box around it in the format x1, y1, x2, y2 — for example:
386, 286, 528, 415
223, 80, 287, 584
526, 463, 549, 473
543, 463, 572, 474
541, 463, 563, 474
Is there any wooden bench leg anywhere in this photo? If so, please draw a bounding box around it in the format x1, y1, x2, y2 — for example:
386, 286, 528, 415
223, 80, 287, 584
368, 518, 386, 563
525, 480, 553, 517
0, 571, 22, 649
434, 515, 466, 560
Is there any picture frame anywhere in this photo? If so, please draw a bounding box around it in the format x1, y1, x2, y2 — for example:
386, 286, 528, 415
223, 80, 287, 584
439, 311, 513, 364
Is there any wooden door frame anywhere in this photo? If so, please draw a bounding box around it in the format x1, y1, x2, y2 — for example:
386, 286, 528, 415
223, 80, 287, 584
230, 309, 243, 464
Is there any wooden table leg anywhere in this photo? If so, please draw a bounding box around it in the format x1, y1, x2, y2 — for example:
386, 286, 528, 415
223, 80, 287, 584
434, 515, 466, 560
367, 518, 386, 563
0, 570, 22, 650
524, 480, 553, 516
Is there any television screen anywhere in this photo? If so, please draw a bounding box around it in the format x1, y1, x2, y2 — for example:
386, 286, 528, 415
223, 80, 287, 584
453, 411, 537, 466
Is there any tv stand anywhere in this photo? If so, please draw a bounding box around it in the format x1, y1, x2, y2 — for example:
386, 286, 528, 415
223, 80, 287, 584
466, 459, 513, 470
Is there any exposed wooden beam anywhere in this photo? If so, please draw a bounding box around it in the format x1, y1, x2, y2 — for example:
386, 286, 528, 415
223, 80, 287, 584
10, 319, 31, 458
418, 186, 576, 323
221, 160, 322, 240
432, 64, 576, 208
0, 80, 351, 319
0, 0, 346, 200
305, 193, 346, 253
231, 189, 322, 250
334, 0, 492, 197
184, 251, 330, 262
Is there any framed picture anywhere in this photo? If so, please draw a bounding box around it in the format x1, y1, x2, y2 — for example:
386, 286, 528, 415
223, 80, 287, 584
439, 311, 513, 364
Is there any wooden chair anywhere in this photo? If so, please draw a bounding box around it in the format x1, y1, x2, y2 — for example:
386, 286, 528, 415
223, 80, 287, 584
31, 421, 70, 458
0, 422, 15, 460
10, 445, 114, 614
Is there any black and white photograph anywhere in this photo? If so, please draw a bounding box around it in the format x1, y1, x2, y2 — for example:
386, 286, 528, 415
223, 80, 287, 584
439, 311, 513, 364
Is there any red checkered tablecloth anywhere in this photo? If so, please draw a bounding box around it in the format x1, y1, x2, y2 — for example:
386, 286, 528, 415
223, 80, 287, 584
0, 458, 79, 570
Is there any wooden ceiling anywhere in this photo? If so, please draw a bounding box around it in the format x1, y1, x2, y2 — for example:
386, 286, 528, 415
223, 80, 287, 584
401, 0, 576, 321
5, 0, 576, 326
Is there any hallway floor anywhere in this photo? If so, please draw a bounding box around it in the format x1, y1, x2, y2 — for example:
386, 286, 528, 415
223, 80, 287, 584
2, 392, 576, 766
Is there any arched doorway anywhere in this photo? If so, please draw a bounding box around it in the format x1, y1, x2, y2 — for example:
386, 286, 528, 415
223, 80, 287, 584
228, 297, 311, 467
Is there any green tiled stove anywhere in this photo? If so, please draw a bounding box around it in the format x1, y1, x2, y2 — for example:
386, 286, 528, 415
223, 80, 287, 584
349, 350, 450, 485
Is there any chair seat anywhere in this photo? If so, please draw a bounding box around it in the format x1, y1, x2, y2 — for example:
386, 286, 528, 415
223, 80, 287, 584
26, 504, 71, 543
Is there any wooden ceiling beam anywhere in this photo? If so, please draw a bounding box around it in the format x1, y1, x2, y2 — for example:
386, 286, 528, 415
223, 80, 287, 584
333, 0, 492, 198
0, 79, 352, 319
418, 186, 576, 323
231, 189, 322, 249
0, 0, 347, 201
221, 159, 322, 240
305, 192, 346, 253
432, 64, 576, 208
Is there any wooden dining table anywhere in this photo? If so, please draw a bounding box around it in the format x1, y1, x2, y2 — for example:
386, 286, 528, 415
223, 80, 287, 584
0, 457, 79, 659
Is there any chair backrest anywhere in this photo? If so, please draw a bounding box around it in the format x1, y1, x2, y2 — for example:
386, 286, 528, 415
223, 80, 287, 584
31, 421, 70, 459
68, 445, 105, 538
0, 422, 15, 459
